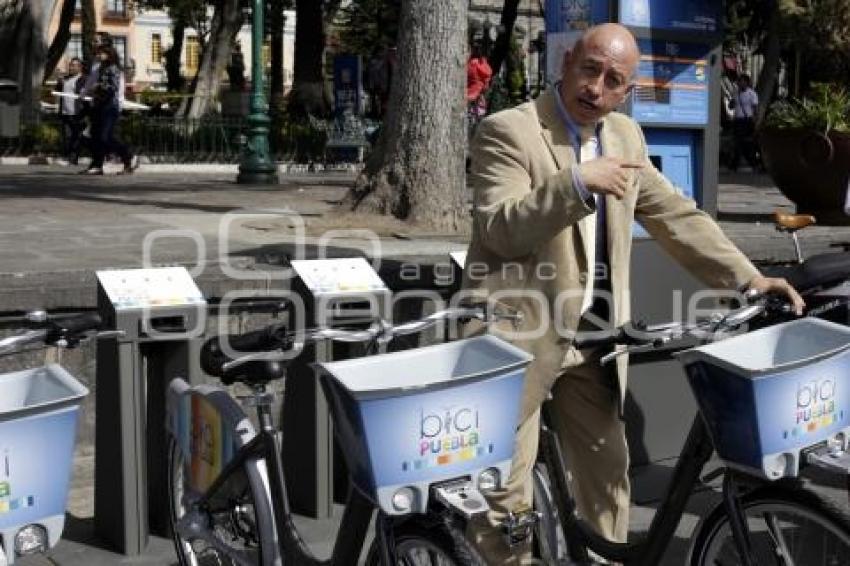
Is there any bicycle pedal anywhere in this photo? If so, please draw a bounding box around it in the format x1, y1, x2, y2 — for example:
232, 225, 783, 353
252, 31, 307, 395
501, 504, 540, 547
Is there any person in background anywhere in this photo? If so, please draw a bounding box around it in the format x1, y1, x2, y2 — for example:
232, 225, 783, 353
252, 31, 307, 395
82, 33, 125, 112
56, 57, 86, 165
81, 45, 135, 175
730, 73, 760, 172
467, 42, 492, 120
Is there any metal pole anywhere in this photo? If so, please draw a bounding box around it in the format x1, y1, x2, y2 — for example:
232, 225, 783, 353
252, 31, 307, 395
237, 0, 279, 184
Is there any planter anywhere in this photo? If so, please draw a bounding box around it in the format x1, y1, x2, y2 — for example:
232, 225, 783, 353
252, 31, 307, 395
760, 127, 850, 224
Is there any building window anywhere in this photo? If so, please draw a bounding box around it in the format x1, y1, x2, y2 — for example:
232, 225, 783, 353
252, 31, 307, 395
262, 41, 271, 69
112, 35, 128, 67
105, 0, 126, 16
66, 34, 83, 61
151, 33, 162, 64
186, 36, 200, 74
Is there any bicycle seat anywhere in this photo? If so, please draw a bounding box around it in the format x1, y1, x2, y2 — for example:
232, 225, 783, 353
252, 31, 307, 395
762, 251, 850, 292
201, 335, 288, 385
774, 210, 817, 231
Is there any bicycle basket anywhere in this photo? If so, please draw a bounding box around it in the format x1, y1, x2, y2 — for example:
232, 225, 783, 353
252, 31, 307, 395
677, 318, 850, 479
0, 365, 88, 560
316, 335, 531, 515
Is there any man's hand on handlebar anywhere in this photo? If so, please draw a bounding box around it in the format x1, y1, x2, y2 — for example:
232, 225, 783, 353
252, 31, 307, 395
745, 274, 805, 315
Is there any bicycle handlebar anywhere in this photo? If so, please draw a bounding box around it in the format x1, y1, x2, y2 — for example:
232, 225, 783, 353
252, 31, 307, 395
201, 305, 520, 382
573, 294, 795, 364
0, 312, 103, 355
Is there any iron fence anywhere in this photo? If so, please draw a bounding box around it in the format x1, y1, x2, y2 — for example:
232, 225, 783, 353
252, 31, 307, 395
0, 112, 373, 164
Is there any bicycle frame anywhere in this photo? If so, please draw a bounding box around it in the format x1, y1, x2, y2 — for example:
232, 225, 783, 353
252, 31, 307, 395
538, 406, 716, 565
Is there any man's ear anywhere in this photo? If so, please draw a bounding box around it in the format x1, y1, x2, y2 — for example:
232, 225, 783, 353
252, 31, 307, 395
620, 81, 636, 104
561, 48, 573, 75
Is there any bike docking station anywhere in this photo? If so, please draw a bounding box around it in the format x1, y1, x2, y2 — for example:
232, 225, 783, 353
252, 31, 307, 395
285, 257, 392, 518
93, 267, 207, 554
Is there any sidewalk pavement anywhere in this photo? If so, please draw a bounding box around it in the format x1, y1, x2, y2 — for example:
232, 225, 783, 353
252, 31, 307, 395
2, 165, 850, 565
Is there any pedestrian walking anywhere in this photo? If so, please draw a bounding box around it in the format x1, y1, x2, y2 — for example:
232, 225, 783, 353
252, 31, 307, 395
80, 44, 136, 175
56, 57, 86, 165
730, 73, 760, 171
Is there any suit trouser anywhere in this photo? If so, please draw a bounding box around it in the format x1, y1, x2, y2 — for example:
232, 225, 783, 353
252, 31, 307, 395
466, 346, 630, 564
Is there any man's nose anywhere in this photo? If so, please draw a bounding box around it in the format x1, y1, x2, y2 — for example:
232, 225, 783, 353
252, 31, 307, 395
584, 78, 602, 98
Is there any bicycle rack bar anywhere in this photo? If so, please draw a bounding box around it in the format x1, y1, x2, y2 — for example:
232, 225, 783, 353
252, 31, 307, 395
805, 443, 850, 475
432, 479, 491, 520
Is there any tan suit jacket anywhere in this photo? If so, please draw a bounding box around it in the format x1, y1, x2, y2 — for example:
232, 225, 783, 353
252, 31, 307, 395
461, 90, 759, 420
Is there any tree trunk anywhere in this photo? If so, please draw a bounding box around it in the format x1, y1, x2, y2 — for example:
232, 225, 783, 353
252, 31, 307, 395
755, 2, 780, 124
290, 0, 327, 116
80, 0, 96, 64
186, 0, 242, 119
14, 0, 49, 122
165, 18, 186, 92
44, 0, 76, 81
488, 0, 520, 78
0, 1, 24, 79
346, 0, 469, 233
269, 0, 285, 112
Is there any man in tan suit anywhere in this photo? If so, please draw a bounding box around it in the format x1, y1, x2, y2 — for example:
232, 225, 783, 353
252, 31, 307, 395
462, 23, 803, 563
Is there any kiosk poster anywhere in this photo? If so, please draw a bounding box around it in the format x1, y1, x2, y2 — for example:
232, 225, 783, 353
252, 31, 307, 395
544, 0, 610, 84
619, 0, 719, 34
333, 55, 361, 115
630, 39, 709, 125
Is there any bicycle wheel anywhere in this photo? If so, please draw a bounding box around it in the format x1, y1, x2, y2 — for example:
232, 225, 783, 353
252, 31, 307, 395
533, 463, 568, 563
364, 519, 482, 566
168, 437, 274, 566
688, 485, 850, 565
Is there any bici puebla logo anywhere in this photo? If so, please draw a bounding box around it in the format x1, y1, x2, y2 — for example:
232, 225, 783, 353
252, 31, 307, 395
401, 405, 495, 472
784, 377, 844, 440
0, 448, 36, 515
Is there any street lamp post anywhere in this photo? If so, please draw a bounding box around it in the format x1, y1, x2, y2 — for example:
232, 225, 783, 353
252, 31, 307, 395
238, 0, 278, 184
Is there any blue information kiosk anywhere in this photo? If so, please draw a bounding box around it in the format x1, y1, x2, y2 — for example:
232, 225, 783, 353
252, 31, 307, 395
545, 0, 723, 495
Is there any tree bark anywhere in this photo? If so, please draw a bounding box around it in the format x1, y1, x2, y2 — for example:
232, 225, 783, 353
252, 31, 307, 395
165, 18, 186, 92
487, 0, 520, 78
290, 0, 327, 116
345, 0, 469, 233
755, 3, 780, 124
44, 0, 76, 81
80, 0, 96, 64
13, 0, 49, 122
0, 1, 23, 79
186, 0, 242, 119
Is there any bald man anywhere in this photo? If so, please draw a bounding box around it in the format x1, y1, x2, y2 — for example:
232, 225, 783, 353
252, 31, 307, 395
462, 23, 802, 563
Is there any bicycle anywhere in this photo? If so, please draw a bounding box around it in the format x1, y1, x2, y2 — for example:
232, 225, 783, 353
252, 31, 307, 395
0, 311, 103, 565
531, 295, 850, 565
165, 305, 530, 566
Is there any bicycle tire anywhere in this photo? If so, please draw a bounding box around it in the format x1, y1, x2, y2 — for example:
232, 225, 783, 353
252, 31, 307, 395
688, 483, 850, 565
364, 518, 483, 566
533, 463, 569, 563
167, 437, 276, 566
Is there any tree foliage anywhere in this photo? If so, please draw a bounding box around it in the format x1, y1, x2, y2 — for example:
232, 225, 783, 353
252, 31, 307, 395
725, 0, 850, 90
336, 0, 400, 56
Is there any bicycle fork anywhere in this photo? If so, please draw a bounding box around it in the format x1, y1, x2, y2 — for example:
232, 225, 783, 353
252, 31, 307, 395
721, 473, 757, 566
